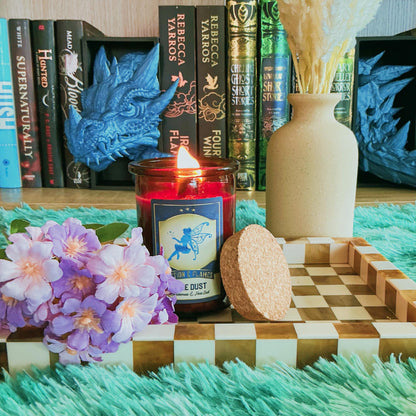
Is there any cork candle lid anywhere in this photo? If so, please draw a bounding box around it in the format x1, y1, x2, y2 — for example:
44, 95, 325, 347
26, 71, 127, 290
220, 224, 291, 321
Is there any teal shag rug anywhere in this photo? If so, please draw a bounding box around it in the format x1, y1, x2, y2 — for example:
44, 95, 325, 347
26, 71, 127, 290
2, 356, 416, 415
1, 201, 416, 415
1, 200, 416, 280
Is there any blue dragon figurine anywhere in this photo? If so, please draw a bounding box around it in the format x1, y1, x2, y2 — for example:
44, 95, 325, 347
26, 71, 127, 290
65, 43, 178, 171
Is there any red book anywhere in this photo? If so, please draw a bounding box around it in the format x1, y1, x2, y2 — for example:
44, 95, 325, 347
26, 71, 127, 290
31, 20, 64, 188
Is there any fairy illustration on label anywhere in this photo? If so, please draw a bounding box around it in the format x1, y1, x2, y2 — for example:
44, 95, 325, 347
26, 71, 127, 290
168, 222, 212, 261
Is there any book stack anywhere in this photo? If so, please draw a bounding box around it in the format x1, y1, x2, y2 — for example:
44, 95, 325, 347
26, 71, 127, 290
158, 2, 355, 191
0, 17, 103, 189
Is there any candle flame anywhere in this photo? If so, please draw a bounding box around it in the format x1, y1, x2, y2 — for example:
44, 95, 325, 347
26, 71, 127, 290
177, 146, 200, 169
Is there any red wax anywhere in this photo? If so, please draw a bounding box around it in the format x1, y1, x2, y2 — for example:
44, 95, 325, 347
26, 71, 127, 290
129, 157, 239, 316
136, 181, 235, 254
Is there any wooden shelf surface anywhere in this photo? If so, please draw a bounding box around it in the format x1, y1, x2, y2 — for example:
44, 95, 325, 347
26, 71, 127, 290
1, 186, 415, 211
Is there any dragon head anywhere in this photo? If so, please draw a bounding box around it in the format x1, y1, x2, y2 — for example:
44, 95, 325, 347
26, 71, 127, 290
65, 43, 178, 171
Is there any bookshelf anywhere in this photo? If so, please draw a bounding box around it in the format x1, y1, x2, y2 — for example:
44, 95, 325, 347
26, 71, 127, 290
1, 0, 416, 203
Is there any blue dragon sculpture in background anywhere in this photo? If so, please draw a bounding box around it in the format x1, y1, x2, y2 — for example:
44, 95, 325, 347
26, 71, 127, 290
65, 44, 177, 171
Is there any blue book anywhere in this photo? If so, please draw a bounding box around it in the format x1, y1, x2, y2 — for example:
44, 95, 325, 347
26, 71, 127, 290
0, 18, 21, 188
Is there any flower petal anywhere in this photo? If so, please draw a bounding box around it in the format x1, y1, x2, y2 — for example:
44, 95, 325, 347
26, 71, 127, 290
68, 330, 89, 351
42, 259, 63, 283
0, 260, 20, 282
5, 239, 30, 262
1, 277, 30, 301
112, 319, 134, 343
29, 241, 53, 260
95, 282, 119, 304
51, 315, 74, 335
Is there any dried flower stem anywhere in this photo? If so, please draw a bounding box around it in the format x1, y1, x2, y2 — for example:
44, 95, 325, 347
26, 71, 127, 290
278, 0, 382, 94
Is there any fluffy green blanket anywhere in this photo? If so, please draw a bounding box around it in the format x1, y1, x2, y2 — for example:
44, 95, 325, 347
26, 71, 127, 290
2, 356, 416, 415
1, 201, 416, 415
1, 201, 415, 280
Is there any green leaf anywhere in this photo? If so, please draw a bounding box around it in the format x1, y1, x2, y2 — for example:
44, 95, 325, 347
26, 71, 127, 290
84, 223, 104, 230
10, 219, 31, 235
0, 248, 7, 260
95, 223, 129, 243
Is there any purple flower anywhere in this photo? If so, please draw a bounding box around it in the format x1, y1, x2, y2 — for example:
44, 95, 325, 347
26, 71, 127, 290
102, 289, 158, 343
0, 239, 62, 309
0, 293, 29, 332
52, 260, 101, 301
48, 218, 101, 267
88, 244, 156, 304
43, 331, 103, 365
50, 295, 108, 351
151, 296, 179, 325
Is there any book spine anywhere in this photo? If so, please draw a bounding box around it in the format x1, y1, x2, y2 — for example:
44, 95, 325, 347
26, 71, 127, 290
196, 6, 227, 158
0, 18, 21, 188
227, 0, 257, 190
31, 20, 64, 188
257, 0, 291, 191
8, 19, 42, 188
56, 20, 102, 189
159, 6, 197, 156
331, 49, 355, 128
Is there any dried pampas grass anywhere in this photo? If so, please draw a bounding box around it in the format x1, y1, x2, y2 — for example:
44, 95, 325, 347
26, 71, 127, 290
278, 0, 382, 93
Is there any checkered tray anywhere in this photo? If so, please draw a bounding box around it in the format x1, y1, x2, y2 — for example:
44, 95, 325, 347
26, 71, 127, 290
2, 237, 416, 375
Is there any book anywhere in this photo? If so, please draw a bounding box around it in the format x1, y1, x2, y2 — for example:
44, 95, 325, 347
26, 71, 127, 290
31, 20, 64, 188
55, 20, 104, 188
226, 0, 258, 190
159, 6, 197, 156
196, 6, 227, 158
331, 49, 355, 128
0, 18, 21, 189
257, 0, 291, 191
8, 19, 42, 188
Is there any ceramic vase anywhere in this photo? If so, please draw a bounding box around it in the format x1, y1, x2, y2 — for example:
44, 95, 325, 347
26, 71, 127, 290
266, 93, 358, 238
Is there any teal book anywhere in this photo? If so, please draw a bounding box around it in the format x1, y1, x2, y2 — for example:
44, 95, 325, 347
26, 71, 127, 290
227, 0, 258, 190
257, 0, 291, 191
331, 49, 354, 128
0, 18, 21, 188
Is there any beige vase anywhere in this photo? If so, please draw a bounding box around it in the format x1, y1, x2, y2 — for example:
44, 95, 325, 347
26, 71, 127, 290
266, 93, 358, 238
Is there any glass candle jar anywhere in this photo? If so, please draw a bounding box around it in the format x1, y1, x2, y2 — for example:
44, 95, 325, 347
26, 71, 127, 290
128, 156, 239, 316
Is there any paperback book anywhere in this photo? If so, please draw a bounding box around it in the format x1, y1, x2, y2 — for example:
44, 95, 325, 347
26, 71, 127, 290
55, 19, 104, 188
196, 6, 227, 158
227, 0, 258, 190
159, 6, 197, 156
8, 19, 42, 188
0, 18, 21, 189
31, 19, 64, 187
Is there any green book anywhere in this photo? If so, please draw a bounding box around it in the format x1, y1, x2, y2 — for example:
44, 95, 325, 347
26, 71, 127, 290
331, 49, 355, 128
227, 0, 257, 191
257, 0, 291, 191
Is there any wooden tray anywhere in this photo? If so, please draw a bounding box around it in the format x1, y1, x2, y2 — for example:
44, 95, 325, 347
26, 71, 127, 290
2, 237, 416, 375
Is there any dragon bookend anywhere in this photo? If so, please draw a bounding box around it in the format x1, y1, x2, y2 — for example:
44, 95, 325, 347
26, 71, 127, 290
65, 43, 178, 171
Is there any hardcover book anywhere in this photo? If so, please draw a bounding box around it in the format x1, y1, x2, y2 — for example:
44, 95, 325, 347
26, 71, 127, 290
0, 18, 21, 189
55, 20, 104, 188
226, 0, 258, 190
331, 49, 355, 128
196, 6, 227, 158
159, 6, 197, 156
8, 19, 42, 188
31, 20, 64, 188
257, 0, 291, 190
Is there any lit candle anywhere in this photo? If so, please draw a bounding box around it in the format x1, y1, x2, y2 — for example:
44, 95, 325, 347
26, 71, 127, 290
129, 148, 239, 315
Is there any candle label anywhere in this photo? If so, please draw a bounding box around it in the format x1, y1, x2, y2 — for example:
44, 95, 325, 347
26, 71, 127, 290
152, 197, 223, 303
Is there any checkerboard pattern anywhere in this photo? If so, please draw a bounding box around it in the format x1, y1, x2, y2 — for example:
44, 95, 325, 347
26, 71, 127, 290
2, 237, 416, 375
